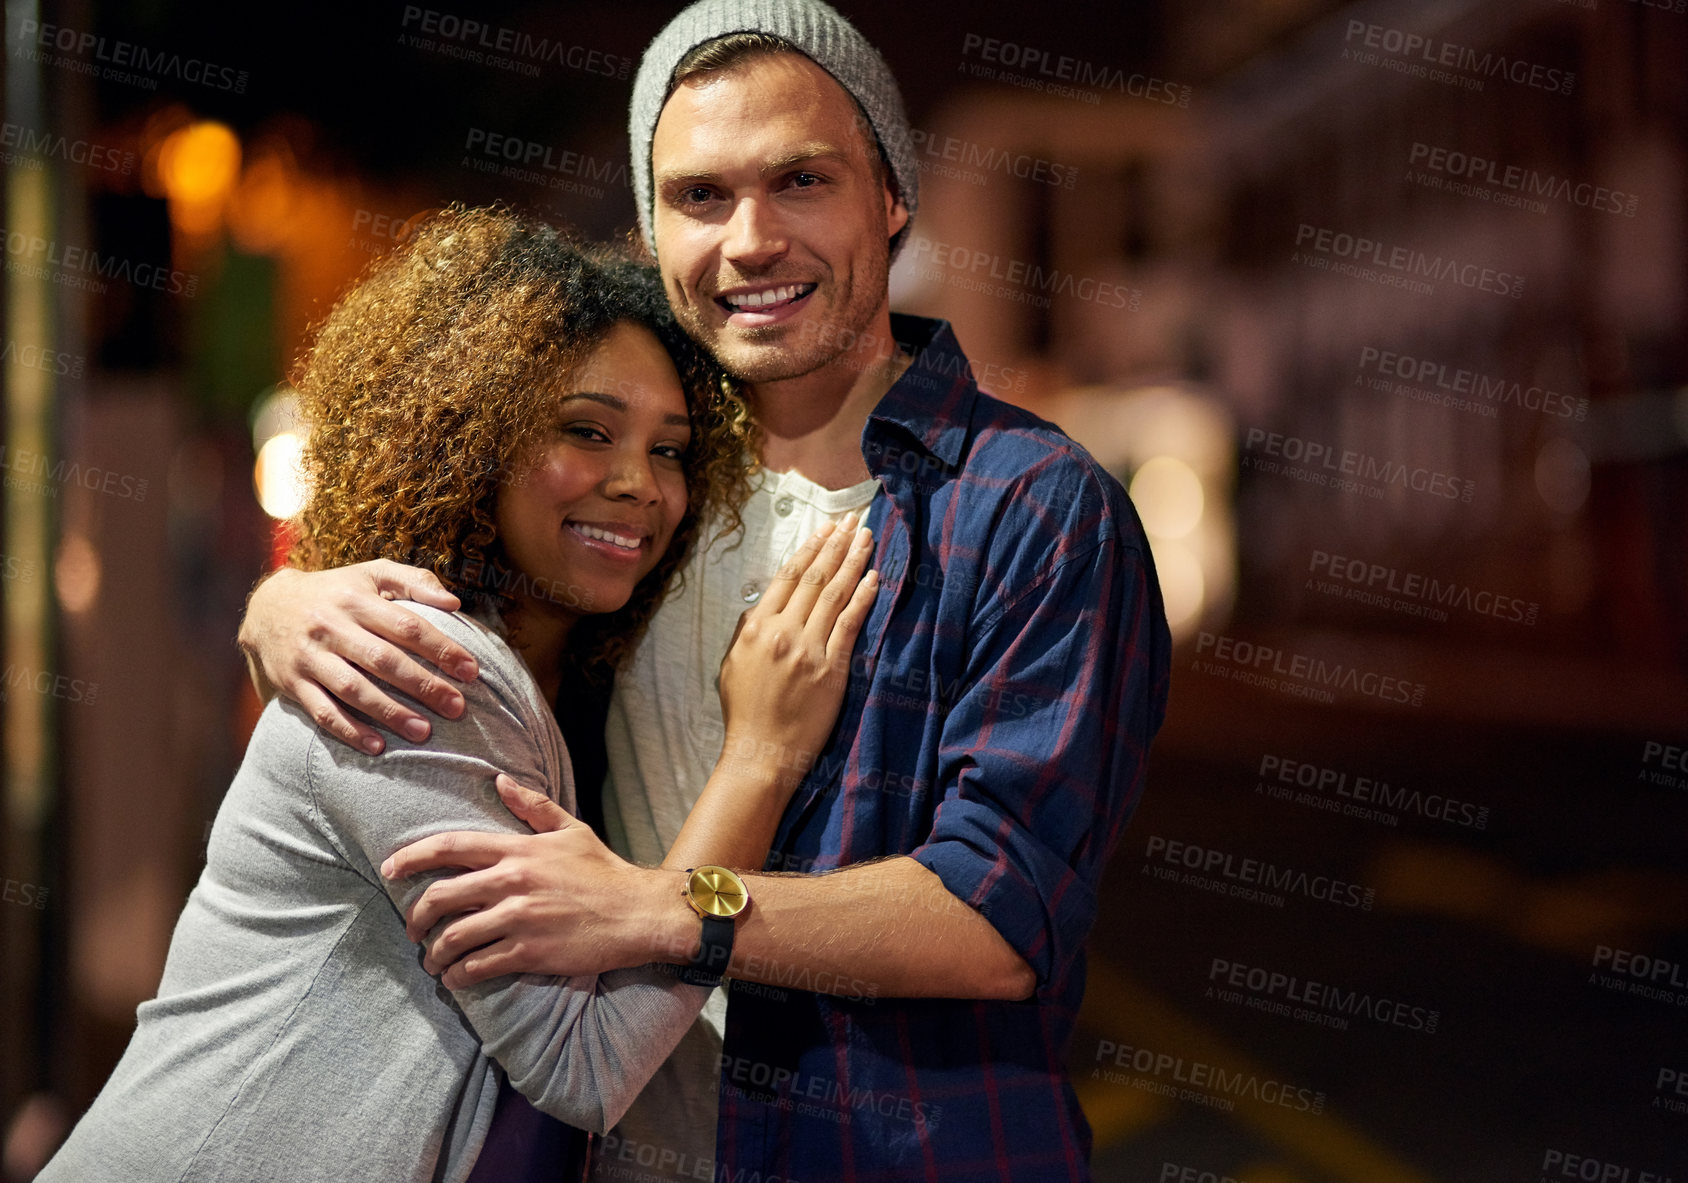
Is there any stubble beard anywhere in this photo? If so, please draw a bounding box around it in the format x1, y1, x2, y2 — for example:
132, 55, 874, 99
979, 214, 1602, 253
677, 240, 892, 388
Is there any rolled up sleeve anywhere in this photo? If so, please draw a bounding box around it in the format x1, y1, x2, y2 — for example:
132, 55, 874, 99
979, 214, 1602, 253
911, 533, 1168, 996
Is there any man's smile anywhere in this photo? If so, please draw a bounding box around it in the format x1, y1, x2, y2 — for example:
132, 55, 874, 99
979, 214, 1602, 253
715, 282, 818, 322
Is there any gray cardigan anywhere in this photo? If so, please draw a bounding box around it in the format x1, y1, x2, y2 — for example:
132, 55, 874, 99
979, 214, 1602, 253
41, 604, 707, 1183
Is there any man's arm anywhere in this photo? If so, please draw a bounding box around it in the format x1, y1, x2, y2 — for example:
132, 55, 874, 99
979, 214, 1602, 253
396, 525, 1164, 1002
904, 525, 1168, 997
238, 560, 479, 753
689, 857, 1038, 1001
397, 789, 1034, 1000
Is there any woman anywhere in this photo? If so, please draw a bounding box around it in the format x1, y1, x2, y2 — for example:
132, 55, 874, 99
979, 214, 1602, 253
38, 207, 876, 1182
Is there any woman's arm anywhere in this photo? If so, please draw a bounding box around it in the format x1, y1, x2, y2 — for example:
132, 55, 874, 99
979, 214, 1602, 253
384, 520, 881, 982
301, 604, 703, 1134
311, 514, 878, 1130
661, 515, 878, 871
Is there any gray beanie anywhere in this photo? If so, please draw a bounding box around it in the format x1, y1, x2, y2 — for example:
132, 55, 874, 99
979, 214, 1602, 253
629, 0, 919, 261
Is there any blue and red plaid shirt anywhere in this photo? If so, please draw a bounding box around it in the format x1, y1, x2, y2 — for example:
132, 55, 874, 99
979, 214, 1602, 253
717, 315, 1172, 1180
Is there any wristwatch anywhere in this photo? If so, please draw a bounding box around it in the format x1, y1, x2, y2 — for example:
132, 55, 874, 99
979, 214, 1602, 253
680, 865, 749, 987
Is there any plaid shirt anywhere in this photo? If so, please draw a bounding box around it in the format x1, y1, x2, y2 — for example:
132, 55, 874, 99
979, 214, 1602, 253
717, 315, 1171, 1181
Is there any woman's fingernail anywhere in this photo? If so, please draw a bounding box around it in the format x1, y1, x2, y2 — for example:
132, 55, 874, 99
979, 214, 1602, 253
380, 858, 394, 877
363, 736, 384, 755
404, 719, 429, 742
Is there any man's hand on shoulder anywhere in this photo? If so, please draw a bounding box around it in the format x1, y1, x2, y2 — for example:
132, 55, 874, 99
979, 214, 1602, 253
384, 776, 685, 985
237, 560, 479, 753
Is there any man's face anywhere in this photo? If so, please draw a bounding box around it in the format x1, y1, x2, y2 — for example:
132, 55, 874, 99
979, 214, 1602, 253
650, 51, 909, 385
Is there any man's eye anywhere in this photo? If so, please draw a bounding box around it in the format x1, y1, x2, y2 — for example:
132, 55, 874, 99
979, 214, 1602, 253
790, 172, 822, 188
681, 186, 715, 204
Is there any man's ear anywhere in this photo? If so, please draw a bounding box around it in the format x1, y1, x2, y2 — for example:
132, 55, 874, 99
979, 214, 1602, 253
884, 182, 909, 240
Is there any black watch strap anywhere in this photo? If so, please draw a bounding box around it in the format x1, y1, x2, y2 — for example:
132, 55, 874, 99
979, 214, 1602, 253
679, 914, 735, 987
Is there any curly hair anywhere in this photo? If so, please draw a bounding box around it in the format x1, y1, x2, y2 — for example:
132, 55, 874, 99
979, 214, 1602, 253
287, 205, 753, 682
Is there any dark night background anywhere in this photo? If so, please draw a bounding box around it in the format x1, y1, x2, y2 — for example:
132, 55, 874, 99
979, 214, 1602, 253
3, 2, 1686, 1180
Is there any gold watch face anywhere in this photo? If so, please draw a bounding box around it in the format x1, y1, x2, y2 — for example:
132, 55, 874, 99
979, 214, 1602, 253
686, 865, 749, 918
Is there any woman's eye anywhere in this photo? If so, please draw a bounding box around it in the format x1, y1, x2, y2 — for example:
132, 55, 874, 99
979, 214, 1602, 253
652, 444, 687, 462
566, 425, 610, 443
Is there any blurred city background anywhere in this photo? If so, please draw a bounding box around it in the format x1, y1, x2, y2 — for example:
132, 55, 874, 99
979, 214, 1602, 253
2, 1, 1685, 1179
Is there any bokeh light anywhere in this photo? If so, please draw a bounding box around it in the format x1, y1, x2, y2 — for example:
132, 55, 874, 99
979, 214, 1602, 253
1131, 456, 1207, 540
157, 121, 241, 236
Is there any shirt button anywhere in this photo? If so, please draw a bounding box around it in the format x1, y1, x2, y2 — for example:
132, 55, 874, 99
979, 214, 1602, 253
740, 582, 762, 603
774, 495, 794, 516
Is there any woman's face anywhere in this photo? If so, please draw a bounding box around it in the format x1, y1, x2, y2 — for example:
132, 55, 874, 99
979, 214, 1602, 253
496, 320, 692, 624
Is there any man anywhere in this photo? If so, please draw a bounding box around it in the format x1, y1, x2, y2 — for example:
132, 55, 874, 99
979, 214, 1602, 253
239, 1, 1170, 1177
